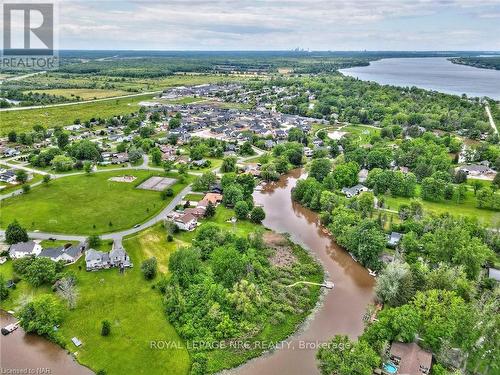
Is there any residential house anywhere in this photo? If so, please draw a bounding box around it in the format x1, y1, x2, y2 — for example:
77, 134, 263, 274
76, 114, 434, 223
387, 232, 403, 247
387, 342, 432, 375
303, 147, 313, 157
85, 249, 110, 271
341, 184, 369, 198
109, 246, 133, 268
358, 168, 369, 183
39, 243, 84, 264
174, 213, 198, 231
0, 169, 16, 183
111, 152, 129, 164
9, 241, 42, 259
203, 193, 223, 205
458, 164, 495, 177
487, 267, 500, 282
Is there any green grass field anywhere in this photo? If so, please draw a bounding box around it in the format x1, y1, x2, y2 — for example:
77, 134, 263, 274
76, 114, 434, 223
342, 124, 381, 144
0, 170, 189, 234
382, 185, 500, 227
0, 94, 156, 135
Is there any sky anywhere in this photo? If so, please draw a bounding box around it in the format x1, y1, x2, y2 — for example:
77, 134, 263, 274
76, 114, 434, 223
34, 0, 500, 50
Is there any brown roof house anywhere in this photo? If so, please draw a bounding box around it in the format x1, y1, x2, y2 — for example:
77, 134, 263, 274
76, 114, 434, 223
387, 342, 432, 375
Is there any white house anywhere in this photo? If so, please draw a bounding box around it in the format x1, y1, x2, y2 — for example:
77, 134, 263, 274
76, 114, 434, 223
85, 249, 110, 271
174, 213, 198, 231
9, 241, 42, 259
109, 246, 132, 268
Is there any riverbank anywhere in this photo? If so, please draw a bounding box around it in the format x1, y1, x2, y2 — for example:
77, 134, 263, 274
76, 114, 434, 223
0, 310, 94, 375
234, 169, 375, 375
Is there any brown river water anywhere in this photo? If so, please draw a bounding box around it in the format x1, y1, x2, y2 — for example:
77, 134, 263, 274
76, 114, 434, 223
233, 169, 375, 375
0, 169, 374, 375
0, 310, 93, 375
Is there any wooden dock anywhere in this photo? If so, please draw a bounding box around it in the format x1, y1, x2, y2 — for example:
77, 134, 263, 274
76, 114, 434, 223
287, 280, 334, 289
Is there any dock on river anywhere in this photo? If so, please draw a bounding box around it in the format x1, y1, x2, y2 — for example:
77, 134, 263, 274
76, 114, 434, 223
287, 280, 334, 289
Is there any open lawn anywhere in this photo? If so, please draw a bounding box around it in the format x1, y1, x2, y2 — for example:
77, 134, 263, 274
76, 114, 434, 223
343, 124, 380, 144
382, 185, 500, 227
26, 88, 130, 100
0, 94, 156, 135
0, 170, 189, 234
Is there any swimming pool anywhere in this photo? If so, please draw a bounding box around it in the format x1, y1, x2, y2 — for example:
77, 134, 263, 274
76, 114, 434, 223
383, 362, 397, 374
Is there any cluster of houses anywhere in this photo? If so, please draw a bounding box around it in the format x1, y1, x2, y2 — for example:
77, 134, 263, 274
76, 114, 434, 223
142, 93, 322, 146
7, 239, 132, 272
167, 192, 223, 231
160, 83, 242, 100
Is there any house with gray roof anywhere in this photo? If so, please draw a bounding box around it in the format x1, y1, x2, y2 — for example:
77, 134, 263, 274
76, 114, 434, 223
85, 246, 132, 271
39, 243, 84, 264
9, 241, 42, 259
341, 184, 369, 198
85, 249, 110, 271
109, 246, 132, 268
387, 232, 403, 248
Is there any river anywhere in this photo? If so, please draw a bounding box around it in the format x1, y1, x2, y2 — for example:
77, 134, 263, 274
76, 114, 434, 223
234, 169, 375, 375
1, 169, 374, 375
0, 310, 93, 375
339, 57, 500, 100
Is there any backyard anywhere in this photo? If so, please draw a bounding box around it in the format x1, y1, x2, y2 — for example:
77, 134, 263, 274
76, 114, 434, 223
0, 170, 190, 234
0, 223, 190, 375
381, 185, 500, 227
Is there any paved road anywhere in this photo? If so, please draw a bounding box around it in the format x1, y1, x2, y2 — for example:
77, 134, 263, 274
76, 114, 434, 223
0, 90, 161, 112
0, 153, 200, 246
485, 104, 498, 135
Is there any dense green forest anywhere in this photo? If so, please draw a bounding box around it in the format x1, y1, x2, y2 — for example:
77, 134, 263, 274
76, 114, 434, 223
251, 76, 493, 138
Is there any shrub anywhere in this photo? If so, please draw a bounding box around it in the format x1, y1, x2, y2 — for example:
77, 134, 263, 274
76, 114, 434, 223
22, 184, 31, 193
250, 206, 266, 223
141, 257, 158, 280
101, 320, 111, 336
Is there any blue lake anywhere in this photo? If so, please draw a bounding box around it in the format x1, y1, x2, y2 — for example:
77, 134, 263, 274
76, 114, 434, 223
339, 57, 500, 100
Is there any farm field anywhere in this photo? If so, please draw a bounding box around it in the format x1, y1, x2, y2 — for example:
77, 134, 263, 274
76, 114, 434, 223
26, 88, 130, 100
0, 170, 189, 234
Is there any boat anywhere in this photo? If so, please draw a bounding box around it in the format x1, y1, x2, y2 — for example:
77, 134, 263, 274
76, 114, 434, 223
1, 322, 19, 335
368, 268, 377, 277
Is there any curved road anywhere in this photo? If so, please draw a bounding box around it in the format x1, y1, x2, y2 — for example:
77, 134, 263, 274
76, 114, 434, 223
0, 155, 190, 246
1, 150, 264, 245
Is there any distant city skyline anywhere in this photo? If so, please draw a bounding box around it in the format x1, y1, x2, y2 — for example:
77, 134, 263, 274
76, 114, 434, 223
51, 0, 500, 51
